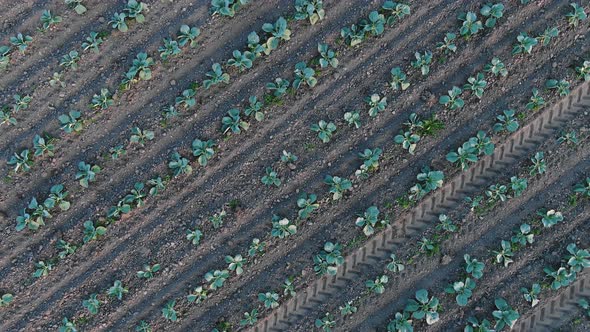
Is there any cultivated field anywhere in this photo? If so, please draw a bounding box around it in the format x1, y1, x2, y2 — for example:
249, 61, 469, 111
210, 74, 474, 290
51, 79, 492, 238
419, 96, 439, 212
0, 0, 589, 331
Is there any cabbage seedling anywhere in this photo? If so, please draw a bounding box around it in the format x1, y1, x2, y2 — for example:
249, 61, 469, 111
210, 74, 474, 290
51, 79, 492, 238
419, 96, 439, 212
387, 312, 413, 332
16, 200, 44, 231
366, 275, 388, 294
526, 88, 545, 110
0, 110, 16, 125
520, 283, 541, 307
209, 210, 226, 228
545, 79, 570, 96
192, 139, 215, 166
510, 176, 527, 197
65, 0, 87, 14
135, 321, 152, 332
33, 260, 53, 278
574, 177, 590, 198
409, 168, 444, 201
33, 134, 55, 157
464, 73, 486, 98
344, 111, 361, 128
484, 57, 508, 77
315, 313, 335, 331
13, 94, 32, 112
394, 131, 420, 155
178, 25, 200, 48
108, 280, 128, 300
187, 286, 207, 303
110, 145, 126, 160
127, 52, 154, 81
175, 89, 196, 109
210, 0, 250, 17
262, 17, 291, 52
439, 86, 464, 110
557, 130, 579, 146
566, 243, 590, 272
386, 253, 405, 272
493, 109, 519, 133
528, 151, 546, 176
168, 152, 192, 176
40, 10, 62, 31
464, 317, 493, 332
228, 50, 254, 72
317, 43, 338, 69
83, 294, 100, 315
147, 177, 165, 196
0, 46, 10, 70
125, 0, 146, 23
205, 270, 229, 290
445, 277, 475, 306
459, 12, 483, 38
130, 127, 154, 146
271, 215, 296, 238
293, 62, 317, 89
580, 299, 590, 317
355, 206, 387, 236
366, 94, 387, 117
107, 200, 131, 220
405, 289, 440, 324
538, 209, 563, 228
359, 148, 382, 172
282, 278, 296, 297
225, 254, 245, 275
203, 63, 229, 89
258, 292, 279, 309
480, 3, 504, 28
544, 266, 575, 290
341, 24, 365, 47
8, 149, 33, 173
248, 238, 265, 257
486, 183, 508, 203
493, 240, 514, 267
82, 31, 103, 53
325, 175, 352, 200
492, 298, 519, 330
297, 193, 319, 219
76, 161, 100, 187
266, 78, 290, 97
109, 13, 128, 32
247, 31, 265, 57
124, 182, 146, 208
436, 32, 457, 54
295, 0, 325, 25
10, 33, 32, 54
313, 242, 344, 276
162, 300, 178, 322
575, 60, 590, 82
464, 254, 485, 279
567, 3, 587, 27
0, 293, 13, 307
240, 309, 259, 326
47, 184, 70, 211
159, 38, 181, 60
49, 72, 65, 88
57, 239, 76, 259
382, 1, 411, 25
361, 11, 385, 36
137, 263, 160, 279
538, 26, 559, 46
91, 88, 114, 110
411, 51, 432, 76
222, 108, 249, 134
59, 318, 76, 332
311, 120, 336, 143
280, 150, 297, 163
512, 33, 538, 55
186, 228, 203, 246
59, 111, 83, 133
244, 95, 264, 121
389, 67, 410, 90
436, 214, 457, 232
446, 141, 477, 170
511, 223, 534, 246
418, 237, 437, 255
83, 220, 106, 243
